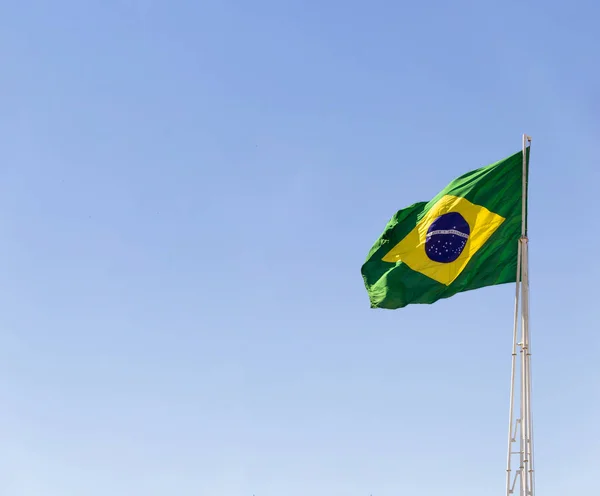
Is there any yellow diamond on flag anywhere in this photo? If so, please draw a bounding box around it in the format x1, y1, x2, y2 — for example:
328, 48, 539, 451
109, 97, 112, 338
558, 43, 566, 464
382, 195, 506, 286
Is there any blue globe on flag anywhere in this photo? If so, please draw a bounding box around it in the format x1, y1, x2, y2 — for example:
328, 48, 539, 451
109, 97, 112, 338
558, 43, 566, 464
425, 212, 470, 263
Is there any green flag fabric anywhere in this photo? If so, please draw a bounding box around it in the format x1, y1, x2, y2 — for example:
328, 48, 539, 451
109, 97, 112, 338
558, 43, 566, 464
361, 149, 528, 309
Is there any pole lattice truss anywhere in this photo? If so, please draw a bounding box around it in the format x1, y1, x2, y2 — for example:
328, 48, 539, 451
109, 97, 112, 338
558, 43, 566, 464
506, 135, 535, 496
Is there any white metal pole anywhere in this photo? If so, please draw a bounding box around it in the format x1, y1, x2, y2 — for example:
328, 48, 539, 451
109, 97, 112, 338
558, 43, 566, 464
506, 134, 532, 496
522, 237, 534, 494
506, 239, 522, 496
520, 134, 532, 496
528, 323, 536, 495
521, 135, 534, 496
520, 237, 529, 496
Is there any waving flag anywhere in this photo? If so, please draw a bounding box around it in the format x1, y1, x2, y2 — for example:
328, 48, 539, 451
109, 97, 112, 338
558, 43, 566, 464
361, 149, 528, 309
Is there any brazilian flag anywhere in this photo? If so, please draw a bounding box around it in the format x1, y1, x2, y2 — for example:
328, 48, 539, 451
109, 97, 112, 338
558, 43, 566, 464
361, 149, 528, 309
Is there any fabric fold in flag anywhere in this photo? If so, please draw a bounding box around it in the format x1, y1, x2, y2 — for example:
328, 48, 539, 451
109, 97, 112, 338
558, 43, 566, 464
361, 148, 528, 309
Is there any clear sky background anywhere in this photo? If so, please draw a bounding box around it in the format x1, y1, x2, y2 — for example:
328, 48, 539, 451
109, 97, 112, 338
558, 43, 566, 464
1, 1, 599, 495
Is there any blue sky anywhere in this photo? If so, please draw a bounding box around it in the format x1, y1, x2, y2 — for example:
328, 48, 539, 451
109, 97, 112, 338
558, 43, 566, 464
1, 0, 599, 494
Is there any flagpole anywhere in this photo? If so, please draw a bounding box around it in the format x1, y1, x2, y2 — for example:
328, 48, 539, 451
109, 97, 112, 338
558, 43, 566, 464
521, 134, 535, 495
506, 237, 522, 495
506, 134, 533, 496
